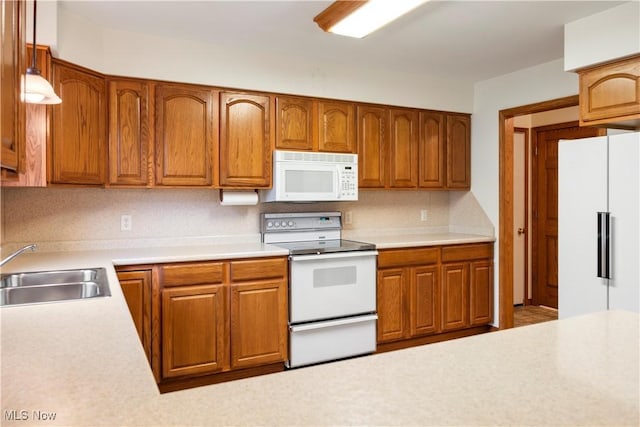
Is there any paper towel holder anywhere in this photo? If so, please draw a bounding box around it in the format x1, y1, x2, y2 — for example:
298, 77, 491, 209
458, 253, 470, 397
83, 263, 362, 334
219, 189, 259, 206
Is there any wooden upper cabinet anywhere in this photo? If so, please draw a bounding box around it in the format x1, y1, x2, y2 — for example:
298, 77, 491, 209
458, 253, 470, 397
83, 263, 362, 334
51, 60, 106, 185
108, 78, 151, 186
446, 114, 471, 190
0, 0, 25, 174
3, 44, 49, 187
317, 101, 356, 153
418, 111, 445, 188
578, 54, 640, 129
275, 96, 313, 151
219, 92, 272, 188
155, 84, 217, 187
388, 108, 418, 188
357, 105, 386, 188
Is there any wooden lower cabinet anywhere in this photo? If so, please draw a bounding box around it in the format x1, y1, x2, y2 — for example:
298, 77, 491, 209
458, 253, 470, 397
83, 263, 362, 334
377, 243, 493, 350
116, 268, 152, 363
114, 257, 289, 392
377, 247, 440, 344
162, 284, 227, 378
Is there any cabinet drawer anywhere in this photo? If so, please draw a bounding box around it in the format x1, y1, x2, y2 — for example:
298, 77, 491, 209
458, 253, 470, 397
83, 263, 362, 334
441, 243, 493, 263
378, 247, 439, 268
160, 262, 225, 287
230, 258, 287, 282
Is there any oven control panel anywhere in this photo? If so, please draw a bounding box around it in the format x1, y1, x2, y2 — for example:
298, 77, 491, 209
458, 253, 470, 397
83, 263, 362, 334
261, 212, 342, 233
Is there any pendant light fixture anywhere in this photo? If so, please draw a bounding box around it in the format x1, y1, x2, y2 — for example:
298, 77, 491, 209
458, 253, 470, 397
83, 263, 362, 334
22, 0, 61, 104
314, 0, 428, 39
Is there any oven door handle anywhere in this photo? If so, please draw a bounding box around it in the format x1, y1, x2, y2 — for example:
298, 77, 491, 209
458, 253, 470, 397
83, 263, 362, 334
290, 314, 378, 332
289, 250, 378, 262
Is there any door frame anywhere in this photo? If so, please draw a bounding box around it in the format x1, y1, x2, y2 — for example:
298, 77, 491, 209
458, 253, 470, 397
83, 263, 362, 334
498, 95, 578, 329
513, 127, 529, 306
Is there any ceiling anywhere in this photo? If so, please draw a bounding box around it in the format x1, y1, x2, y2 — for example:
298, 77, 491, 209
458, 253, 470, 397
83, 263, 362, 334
58, 0, 624, 83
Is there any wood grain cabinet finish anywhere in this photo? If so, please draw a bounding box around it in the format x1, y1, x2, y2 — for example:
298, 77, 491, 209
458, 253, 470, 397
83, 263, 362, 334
357, 105, 387, 188
117, 269, 152, 363
155, 84, 217, 186
318, 100, 356, 153
578, 55, 640, 129
229, 258, 288, 369
161, 284, 227, 379
2, 45, 49, 187
219, 92, 272, 188
377, 247, 440, 344
0, 0, 25, 174
377, 243, 492, 347
154, 257, 287, 387
419, 111, 445, 188
388, 108, 418, 188
50, 60, 106, 185
275, 96, 314, 151
446, 114, 471, 189
441, 243, 493, 331
108, 78, 151, 186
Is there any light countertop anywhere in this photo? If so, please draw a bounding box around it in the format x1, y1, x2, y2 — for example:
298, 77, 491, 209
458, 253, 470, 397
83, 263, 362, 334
347, 231, 495, 249
4, 237, 637, 426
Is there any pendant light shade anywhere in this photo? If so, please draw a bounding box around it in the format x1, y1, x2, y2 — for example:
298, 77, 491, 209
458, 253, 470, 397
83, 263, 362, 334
22, 70, 61, 104
23, 0, 61, 104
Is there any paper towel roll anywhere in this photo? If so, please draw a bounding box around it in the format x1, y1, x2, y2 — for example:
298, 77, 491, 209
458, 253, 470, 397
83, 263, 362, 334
219, 190, 259, 206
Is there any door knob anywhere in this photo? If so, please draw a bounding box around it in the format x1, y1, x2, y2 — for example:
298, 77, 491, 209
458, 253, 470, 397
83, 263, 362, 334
517, 227, 525, 235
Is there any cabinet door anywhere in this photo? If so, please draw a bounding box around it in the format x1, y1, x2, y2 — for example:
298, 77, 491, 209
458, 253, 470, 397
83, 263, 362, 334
230, 280, 287, 369
470, 260, 493, 326
418, 111, 445, 188
275, 96, 313, 151
377, 268, 407, 343
220, 92, 271, 188
446, 114, 471, 189
108, 79, 150, 186
117, 269, 152, 362
357, 105, 386, 188
0, 0, 25, 173
441, 263, 469, 331
155, 84, 216, 186
51, 61, 106, 185
162, 284, 227, 378
318, 101, 356, 153
388, 108, 418, 188
579, 55, 640, 126
410, 265, 440, 336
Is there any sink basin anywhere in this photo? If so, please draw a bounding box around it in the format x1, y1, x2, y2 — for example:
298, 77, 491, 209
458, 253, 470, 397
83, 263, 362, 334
0, 268, 111, 307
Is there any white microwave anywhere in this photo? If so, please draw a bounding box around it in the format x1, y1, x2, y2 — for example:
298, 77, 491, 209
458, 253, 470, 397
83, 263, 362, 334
261, 150, 358, 202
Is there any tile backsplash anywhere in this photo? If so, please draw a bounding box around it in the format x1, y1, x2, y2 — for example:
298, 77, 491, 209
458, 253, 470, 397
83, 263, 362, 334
1, 187, 492, 251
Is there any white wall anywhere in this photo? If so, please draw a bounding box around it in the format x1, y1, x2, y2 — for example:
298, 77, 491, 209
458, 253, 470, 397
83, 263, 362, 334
472, 58, 580, 326
564, 1, 640, 71
55, 6, 473, 112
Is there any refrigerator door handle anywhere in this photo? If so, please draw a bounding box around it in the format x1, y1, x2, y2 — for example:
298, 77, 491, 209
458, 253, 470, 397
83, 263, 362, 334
597, 211, 611, 279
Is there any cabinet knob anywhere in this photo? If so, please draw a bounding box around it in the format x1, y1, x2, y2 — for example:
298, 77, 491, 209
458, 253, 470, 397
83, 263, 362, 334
517, 228, 525, 235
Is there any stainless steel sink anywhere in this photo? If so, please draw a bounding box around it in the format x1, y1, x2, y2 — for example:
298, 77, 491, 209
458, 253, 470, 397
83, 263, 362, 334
0, 268, 111, 307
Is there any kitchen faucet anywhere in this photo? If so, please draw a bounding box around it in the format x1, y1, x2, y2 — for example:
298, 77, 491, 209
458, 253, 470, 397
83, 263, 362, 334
1, 244, 37, 268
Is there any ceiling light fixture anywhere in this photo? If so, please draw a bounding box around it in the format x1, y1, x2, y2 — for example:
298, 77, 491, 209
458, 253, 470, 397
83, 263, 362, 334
314, 0, 428, 39
22, 0, 61, 104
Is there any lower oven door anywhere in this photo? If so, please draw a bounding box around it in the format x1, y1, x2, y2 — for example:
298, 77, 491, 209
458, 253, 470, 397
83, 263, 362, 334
288, 314, 377, 368
289, 250, 377, 323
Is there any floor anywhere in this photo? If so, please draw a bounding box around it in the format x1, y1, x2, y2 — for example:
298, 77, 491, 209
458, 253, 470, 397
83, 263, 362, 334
513, 304, 558, 328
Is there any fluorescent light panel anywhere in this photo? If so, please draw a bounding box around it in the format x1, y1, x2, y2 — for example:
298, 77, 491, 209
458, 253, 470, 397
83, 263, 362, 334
316, 0, 429, 39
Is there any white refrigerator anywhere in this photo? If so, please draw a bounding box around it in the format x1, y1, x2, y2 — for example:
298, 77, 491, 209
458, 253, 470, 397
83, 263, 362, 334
558, 131, 639, 319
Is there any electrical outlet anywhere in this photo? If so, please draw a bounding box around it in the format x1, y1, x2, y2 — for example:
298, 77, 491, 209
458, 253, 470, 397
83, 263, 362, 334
120, 215, 132, 231
420, 209, 428, 222
344, 211, 353, 225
